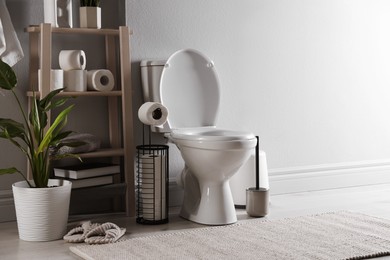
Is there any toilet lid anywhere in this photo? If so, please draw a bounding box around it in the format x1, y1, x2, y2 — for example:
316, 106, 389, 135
160, 49, 220, 129
171, 128, 255, 142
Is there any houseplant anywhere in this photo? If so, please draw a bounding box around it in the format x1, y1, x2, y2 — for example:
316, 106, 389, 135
79, 0, 101, 29
0, 59, 82, 241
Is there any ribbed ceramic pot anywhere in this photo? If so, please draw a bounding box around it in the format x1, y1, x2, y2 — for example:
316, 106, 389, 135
12, 179, 72, 241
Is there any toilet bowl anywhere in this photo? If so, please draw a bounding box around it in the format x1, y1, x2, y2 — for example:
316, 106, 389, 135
140, 49, 257, 225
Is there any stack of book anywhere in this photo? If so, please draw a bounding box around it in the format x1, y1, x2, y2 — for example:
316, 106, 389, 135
53, 163, 120, 189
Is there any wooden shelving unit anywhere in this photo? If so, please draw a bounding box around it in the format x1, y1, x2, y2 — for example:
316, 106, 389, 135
26, 23, 135, 216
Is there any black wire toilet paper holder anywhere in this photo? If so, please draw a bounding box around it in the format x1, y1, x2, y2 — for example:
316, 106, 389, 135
136, 125, 169, 225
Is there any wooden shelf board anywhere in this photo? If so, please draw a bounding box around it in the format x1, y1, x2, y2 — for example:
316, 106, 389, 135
25, 25, 132, 36
27, 90, 122, 97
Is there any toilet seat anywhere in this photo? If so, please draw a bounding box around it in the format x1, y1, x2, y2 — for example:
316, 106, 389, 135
160, 49, 256, 150
171, 127, 255, 142
160, 49, 220, 130
170, 128, 256, 150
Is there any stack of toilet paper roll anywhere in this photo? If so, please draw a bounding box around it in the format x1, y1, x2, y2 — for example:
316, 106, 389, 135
140, 154, 167, 221
58, 50, 115, 92
60, 50, 87, 92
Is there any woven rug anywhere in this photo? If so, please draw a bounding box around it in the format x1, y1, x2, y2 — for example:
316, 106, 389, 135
70, 211, 390, 260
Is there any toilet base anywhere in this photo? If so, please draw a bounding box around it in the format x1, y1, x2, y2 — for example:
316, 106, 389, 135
180, 180, 237, 225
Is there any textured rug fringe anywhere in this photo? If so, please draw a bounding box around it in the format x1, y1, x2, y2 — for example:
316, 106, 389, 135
345, 251, 390, 260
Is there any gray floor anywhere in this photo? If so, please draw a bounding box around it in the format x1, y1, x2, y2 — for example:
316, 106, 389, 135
1, 183, 390, 260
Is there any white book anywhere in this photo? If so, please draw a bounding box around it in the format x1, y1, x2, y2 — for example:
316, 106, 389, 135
53, 163, 120, 179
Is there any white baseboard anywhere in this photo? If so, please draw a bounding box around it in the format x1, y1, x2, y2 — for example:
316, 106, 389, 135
0, 190, 16, 222
269, 159, 390, 195
169, 159, 390, 202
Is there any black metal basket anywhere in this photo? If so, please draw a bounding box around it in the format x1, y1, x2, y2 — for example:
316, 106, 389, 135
136, 144, 169, 224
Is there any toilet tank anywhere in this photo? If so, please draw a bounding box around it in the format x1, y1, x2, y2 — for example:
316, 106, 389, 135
140, 60, 171, 133
140, 60, 166, 103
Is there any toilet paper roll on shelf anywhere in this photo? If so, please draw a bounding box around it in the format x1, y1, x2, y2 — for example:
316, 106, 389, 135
38, 69, 64, 91
59, 50, 86, 71
64, 70, 87, 92
138, 102, 169, 126
87, 69, 115, 92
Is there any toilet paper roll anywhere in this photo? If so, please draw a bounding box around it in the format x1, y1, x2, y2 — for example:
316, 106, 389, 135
64, 70, 87, 92
138, 102, 168, 126
87, 69, 115, 92
59, 50, 86, 71
38, 69, 64, 91
140, 154, 167, 221
51, 69, 64, 90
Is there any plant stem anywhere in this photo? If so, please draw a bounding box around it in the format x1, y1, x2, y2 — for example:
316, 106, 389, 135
15, 169, 33, 188
11, 89, 36, 186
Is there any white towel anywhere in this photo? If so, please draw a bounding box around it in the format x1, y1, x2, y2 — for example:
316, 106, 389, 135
0, 14, 5, 55
0, 0, 24, 66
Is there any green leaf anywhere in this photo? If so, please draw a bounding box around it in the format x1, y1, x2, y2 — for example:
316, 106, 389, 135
0, 59, 17, 90
39, 88, 64, 111
0, 167, 32, 187
0, 118, 26, 139
0, 167, 19, 175
47, 97, 71, 111
37, 105, 74, 153
49, 130, 73, 145
29, 97, 42, 141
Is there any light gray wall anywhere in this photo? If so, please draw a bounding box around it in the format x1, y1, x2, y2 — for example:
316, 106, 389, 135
126, 0, 390, 180
0, 0, 125, 220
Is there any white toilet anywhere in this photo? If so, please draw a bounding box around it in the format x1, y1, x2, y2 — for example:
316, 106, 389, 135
140, 49, 257, 225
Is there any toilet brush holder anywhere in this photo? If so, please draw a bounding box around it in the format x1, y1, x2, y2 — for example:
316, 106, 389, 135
246, 187, 269, 217
246, 136, 269, 217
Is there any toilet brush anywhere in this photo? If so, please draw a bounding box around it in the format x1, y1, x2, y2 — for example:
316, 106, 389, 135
246, 136, 269, 217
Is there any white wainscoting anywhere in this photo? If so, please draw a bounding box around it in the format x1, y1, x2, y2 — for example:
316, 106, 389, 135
269, 160, 390, 195
170, 159, 390, 205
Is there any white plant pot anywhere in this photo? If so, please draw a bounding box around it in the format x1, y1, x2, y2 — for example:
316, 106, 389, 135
79, 7, 101, 29
12, 179, 72, 241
